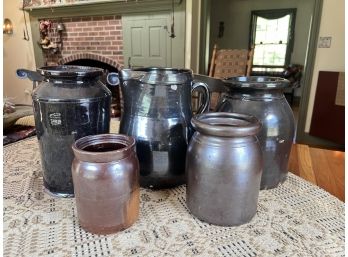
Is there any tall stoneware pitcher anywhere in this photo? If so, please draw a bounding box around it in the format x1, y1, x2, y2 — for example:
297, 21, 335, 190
109, 68, 210, 188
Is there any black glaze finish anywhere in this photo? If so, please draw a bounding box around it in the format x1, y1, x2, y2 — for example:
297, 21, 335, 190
32, 65, 111, 197
216, 76, 296, 189
118, 68, 210, 188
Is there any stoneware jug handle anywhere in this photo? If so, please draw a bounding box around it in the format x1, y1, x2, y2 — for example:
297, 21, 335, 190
191, 82, 210, 114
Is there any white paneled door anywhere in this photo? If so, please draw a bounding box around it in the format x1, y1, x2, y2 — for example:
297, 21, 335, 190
122, 14, 172, 68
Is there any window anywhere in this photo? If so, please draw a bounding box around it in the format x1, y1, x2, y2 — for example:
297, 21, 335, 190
250, 9, 296, 73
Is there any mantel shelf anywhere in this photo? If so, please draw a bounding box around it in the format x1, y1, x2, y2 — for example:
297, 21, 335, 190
24, 0, 182, 18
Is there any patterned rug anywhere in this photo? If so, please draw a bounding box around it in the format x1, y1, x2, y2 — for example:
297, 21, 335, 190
3, 137, 345, 257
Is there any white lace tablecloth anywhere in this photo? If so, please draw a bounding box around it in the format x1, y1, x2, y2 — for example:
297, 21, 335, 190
4, 137, 345, 257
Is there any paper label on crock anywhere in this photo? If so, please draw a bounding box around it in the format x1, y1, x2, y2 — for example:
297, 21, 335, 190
267, 127, 279, 137
152, 151, 169, 172
155, 86, 166, 97
49, 112, 62, 126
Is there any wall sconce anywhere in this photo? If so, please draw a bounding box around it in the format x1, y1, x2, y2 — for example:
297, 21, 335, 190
55, 21, 66, 52
3, 18, 13, 34
56, 22, 65, 33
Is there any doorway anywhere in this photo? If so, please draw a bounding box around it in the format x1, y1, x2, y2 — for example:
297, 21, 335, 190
202, 0, 319, 142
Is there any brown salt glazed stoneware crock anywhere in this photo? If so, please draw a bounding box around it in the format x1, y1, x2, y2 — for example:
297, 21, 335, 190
216, 76, 295, 189
71, 134, 139, 235
186, 112, 263, 226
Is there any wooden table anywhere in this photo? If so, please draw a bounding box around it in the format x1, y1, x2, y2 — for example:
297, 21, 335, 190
288, 144, 345, 202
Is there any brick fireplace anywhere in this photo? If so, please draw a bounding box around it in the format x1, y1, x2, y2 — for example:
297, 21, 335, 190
35, 14, 126, 117
25, 0, 185, 116
27, 0, 184, 69
41, 15, 124, 69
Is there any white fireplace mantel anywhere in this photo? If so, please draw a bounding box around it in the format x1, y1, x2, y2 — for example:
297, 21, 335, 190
25, 0, 182, 18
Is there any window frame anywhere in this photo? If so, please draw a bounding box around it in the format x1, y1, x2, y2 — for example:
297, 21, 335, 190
249, 8, 297, 71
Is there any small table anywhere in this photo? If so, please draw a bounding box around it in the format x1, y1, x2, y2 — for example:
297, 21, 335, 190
4, 138, 344, 256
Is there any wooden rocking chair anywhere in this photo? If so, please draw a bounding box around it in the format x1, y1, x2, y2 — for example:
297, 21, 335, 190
207, 44, 254, 110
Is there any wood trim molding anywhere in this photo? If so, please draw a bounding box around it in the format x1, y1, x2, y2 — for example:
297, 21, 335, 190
295, 0, 343, 150
25, 0, 182, 18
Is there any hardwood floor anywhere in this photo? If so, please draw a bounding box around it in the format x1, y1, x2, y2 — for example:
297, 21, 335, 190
288, 144, 345, 202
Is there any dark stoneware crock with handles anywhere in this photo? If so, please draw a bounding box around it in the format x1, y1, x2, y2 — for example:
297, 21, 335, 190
17, 65, 111, 197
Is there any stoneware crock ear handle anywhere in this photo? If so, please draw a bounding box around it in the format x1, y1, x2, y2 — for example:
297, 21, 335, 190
191, 82, 210, 114
16, 69, 44, 82
16, 69, 44, 89
106, 72, 120, 86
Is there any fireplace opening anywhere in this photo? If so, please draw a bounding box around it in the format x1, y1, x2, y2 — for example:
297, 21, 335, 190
65, 59, 118, 73
64, 58, 121, 118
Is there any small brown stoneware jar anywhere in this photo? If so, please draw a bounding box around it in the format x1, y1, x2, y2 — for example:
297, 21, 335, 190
72, 134, 140, 235
186, 112, 262, 226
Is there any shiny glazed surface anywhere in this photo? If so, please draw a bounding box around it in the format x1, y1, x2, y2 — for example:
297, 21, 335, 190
72, 134, 140, 235
32, 66, 111, 197
217, 76, 295, 189
119, 68, 210, 188
186, 112, 262, 226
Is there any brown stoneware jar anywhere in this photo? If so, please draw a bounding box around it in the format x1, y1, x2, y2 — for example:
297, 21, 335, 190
72, 134, 140, 235
186, 112, 262, 226
216, 76, 295, 189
